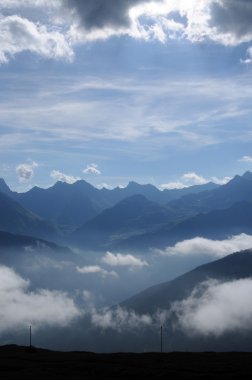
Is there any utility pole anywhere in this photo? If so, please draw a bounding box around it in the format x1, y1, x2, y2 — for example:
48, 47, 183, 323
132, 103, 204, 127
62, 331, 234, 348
29, 325, 32, 349
160, 325, 163, 353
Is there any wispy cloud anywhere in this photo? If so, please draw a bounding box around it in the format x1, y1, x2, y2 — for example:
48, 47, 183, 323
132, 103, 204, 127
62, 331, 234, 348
239, 155, 252, 163
76, 265, 118, 278
102, 252, 148, 268
157, 234, 252, 258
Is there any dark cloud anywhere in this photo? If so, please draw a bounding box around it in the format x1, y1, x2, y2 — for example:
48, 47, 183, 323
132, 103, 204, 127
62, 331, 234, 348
64, 0, 152, 30
210, 0, 252, 38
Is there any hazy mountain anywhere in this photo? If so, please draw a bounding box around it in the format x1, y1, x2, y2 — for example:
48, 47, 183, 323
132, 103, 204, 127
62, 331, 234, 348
121, 248, 252, 314
72, 194, 175, 248
0, 230, 71, 255
15, 180, 108, 228
167, 171, 252, 215
0, 192, 59, 241
119, 200, 252, 250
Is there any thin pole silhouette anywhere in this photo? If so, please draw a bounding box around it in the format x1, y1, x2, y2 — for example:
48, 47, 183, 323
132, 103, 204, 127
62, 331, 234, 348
160, 325, 163, 353
29, 325, 32, 348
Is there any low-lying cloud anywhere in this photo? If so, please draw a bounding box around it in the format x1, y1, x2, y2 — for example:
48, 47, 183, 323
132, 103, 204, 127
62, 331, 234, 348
76, 265, 118, 278
158, 234, 252, 258
0, 265, 80, 333
173, 278, 252, 336
102, 252, 148, 268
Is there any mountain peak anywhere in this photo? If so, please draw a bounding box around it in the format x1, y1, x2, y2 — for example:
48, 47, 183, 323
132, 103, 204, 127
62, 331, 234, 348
242, 171, 252, 181
0, 178, 11, 195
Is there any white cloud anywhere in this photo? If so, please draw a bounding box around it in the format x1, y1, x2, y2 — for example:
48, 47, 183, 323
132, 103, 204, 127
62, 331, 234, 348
0, 265, 80, 333
76, 265, 118, 278
182, 172, 208, 185
173, 278, 252, 336
160, 182, 188, 190
157, 234, 252, 258
210, 176, 232, 185
0, 14, 73, 64
83, 163, 101, 175
16, 161, 38, 182
102, 251, 148, 268
91, 306, 152, 332
50, 169, 80, 184
239, 155, 252, 163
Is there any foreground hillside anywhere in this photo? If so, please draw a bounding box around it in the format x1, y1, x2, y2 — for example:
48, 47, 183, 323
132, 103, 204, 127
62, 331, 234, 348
0, 345, 252, 380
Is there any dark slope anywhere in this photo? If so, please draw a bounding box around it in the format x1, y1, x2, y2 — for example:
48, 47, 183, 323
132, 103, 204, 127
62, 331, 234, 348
72, 194, 174, 248
0, 178, 12, 196
0, 230, 68, 252
121, 249, 252, 314
0, 192, 59, 241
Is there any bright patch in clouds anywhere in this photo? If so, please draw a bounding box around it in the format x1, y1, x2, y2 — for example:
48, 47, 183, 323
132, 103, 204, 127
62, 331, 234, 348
76, 265, 118, 278
50, 170, 80, 184
16, 161, 38, 182
0, 265, 80, 333
158, 234, 252, 258
83, 163, 101, 175
240, 156, 252, 163
102, 252, 148, 268
173, 278, 252, 336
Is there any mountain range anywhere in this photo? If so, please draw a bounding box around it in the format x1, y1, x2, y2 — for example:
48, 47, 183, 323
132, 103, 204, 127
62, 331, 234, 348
0, 171, 252, 250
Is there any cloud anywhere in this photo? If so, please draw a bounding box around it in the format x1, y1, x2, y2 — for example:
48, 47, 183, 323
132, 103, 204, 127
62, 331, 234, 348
0, 265, 80, 333
76, 265, 118, 278
16, 161, 38, 182
0, 14, 73, 64
160, 182, 187, 190
102, 251, 148, 268
91, 306, 152, 332
210, 0, 252, 44
50, 170, 80, 184
182, 172, 208, 185
239, 155, 252, 163
173, 278, 252, 336
157, 234, 252, 258
83, 163, 101, 175
160, 172, 231, 190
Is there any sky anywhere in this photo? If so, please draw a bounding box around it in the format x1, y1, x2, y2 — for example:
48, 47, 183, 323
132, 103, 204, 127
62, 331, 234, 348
1, 0, 252, 192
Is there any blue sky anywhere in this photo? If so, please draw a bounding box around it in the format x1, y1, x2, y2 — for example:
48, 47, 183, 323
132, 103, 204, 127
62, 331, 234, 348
1, 0, 252, 191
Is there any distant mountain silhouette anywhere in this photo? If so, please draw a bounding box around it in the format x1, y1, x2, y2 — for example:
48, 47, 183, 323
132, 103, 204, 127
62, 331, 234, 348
72, 194, 174, 248
0, 192, 59, 241
0, 178, 12, 197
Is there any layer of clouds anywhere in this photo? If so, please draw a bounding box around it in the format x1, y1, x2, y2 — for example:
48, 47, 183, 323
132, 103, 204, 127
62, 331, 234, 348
76, 265, 118, 278
0, 265, 80, 333
83, 163, 101, 175
173, 278, 252, 336
2, 0, 252, 63
50, 170, 80, 184
157, 234, 252, 258
102, 252, 148, 268
160, 172, 231, 190
16, 161, 38, 182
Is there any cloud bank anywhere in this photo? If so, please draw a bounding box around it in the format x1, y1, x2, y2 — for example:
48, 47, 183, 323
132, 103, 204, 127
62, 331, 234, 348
2, 0, 252, 62
173, 278, 252, 336
50, 170, 80, 184
158, 234, 252, 258
0, 265, 80, 333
